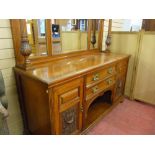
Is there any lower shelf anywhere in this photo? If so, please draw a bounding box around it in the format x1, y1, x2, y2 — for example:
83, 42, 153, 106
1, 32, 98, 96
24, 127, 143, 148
85, 95, 112, 128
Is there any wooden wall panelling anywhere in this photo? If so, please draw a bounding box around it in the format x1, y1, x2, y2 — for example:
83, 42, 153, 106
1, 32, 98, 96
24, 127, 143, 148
133, 32, 155, 105
0, 19, 23, 134
0, 49, 15, 59
110, 32, 140, 98
80, 32, 87, 50
0, 28, 12, 38
0, 58, 15, 69
0, 19, 10, 27
102, 19, 126, 50
61, 31, 80, 52
0, 39, 13, 49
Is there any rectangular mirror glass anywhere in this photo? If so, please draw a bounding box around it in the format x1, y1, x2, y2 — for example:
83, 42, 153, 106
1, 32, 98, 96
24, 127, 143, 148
52, 19, 88, 55
26, 19, 47, 57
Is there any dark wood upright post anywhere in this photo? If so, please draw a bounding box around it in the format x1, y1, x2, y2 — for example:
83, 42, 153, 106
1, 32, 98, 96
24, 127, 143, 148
91, 19, 96, 48
105, 19, 112, 52
20, 19, 32, 70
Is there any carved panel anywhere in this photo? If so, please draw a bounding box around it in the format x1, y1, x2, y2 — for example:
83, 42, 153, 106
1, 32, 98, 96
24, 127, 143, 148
115, 77, 125, 99
60, 105, 78, 135
60, 88, 79, 104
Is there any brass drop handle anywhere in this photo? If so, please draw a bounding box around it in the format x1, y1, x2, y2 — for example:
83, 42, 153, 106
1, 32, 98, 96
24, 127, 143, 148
92, 86, 98, 93
108, 67, 113, 74
65, 117, 74, 124
106, 79, 113, 85
92, 73, 99, 81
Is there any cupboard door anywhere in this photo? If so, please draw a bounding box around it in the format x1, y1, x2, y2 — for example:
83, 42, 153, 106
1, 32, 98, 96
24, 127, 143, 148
53, 78, 83, 135
114, 59, 128, 101
60, 104, 80, 135
114, 75, 126, 101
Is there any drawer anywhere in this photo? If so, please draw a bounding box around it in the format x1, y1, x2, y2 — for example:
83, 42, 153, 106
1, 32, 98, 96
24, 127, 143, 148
86, 76, 116, 100
59, 88, 79, 104
53, 78, 83, 112
86, 65, 116, 86
117, 59, 128, 74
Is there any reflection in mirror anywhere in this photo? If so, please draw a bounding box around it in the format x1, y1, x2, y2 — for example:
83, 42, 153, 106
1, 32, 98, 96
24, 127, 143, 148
52, 19, 88, 55
90, 19, 100, 49
26, 19, 47, 57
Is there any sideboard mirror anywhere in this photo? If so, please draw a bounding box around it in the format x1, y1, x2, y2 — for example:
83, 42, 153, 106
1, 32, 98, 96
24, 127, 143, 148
52, 19, 89, 55
10, 19, 104, 70
26, 19, 48, 57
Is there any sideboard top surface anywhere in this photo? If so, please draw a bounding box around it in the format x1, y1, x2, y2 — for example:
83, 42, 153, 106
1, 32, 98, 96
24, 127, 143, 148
15, 52, 130, 85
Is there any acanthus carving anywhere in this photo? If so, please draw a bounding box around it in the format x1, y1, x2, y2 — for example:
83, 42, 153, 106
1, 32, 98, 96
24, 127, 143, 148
20, 19, 32, 69
115, 78, 124, 97
61, 106, 77, 135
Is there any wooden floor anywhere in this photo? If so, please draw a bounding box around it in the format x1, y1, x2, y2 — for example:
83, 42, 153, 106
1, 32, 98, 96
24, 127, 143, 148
87, 99, 155, 135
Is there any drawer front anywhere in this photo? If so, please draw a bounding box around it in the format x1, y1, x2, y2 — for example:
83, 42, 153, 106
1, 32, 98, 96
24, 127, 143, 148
60, 88, 79, 105
117, 59, 128, 74
86, 76, 116, 100
86, 65, 116, 86
53, 78, 83, 112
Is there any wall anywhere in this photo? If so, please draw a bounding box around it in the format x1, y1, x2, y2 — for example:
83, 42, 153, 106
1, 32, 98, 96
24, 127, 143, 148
110, 32, 140, 98
0, 19, 23, 134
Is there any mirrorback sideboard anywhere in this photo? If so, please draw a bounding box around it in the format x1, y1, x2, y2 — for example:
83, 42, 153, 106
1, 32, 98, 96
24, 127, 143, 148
14, 52, 130, 134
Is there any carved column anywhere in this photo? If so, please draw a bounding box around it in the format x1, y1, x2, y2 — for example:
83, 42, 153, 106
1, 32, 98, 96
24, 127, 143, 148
105, 19, 112, 52
91, 19, 96, 48
20, 19, 32, 70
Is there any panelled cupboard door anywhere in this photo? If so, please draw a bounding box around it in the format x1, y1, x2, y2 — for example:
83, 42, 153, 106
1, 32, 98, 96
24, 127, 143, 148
114, 59, 128, 101
114, 75, 126, 101
52, 78, 83, 135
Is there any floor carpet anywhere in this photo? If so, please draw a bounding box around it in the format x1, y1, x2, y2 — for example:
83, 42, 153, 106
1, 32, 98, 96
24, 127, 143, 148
87, 99, 155, 135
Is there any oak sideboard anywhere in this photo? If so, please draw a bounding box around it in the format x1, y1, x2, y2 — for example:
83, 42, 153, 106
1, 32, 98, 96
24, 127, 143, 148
14, 52, 130, 134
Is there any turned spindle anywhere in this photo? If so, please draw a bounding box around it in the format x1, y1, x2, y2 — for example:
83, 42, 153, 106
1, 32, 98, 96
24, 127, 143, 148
20, 19, 32, 69
91, 19, 96, 48
105, 19, 112, 52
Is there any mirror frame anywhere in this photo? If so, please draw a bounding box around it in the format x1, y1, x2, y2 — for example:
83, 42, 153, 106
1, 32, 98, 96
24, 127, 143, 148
10, 19, 104, 70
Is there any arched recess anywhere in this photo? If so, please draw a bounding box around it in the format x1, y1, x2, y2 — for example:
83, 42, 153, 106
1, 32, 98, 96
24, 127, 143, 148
85, 87, 114, 128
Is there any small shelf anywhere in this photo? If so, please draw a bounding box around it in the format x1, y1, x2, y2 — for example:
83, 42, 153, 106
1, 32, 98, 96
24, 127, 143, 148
85, 91, 112, 128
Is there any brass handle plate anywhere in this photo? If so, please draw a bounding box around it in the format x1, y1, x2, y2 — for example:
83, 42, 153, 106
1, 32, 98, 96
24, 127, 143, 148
92, 73, 99, 81
92, 86, 98, 93
108, 67, 113, 74
106, 79, 113, 85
